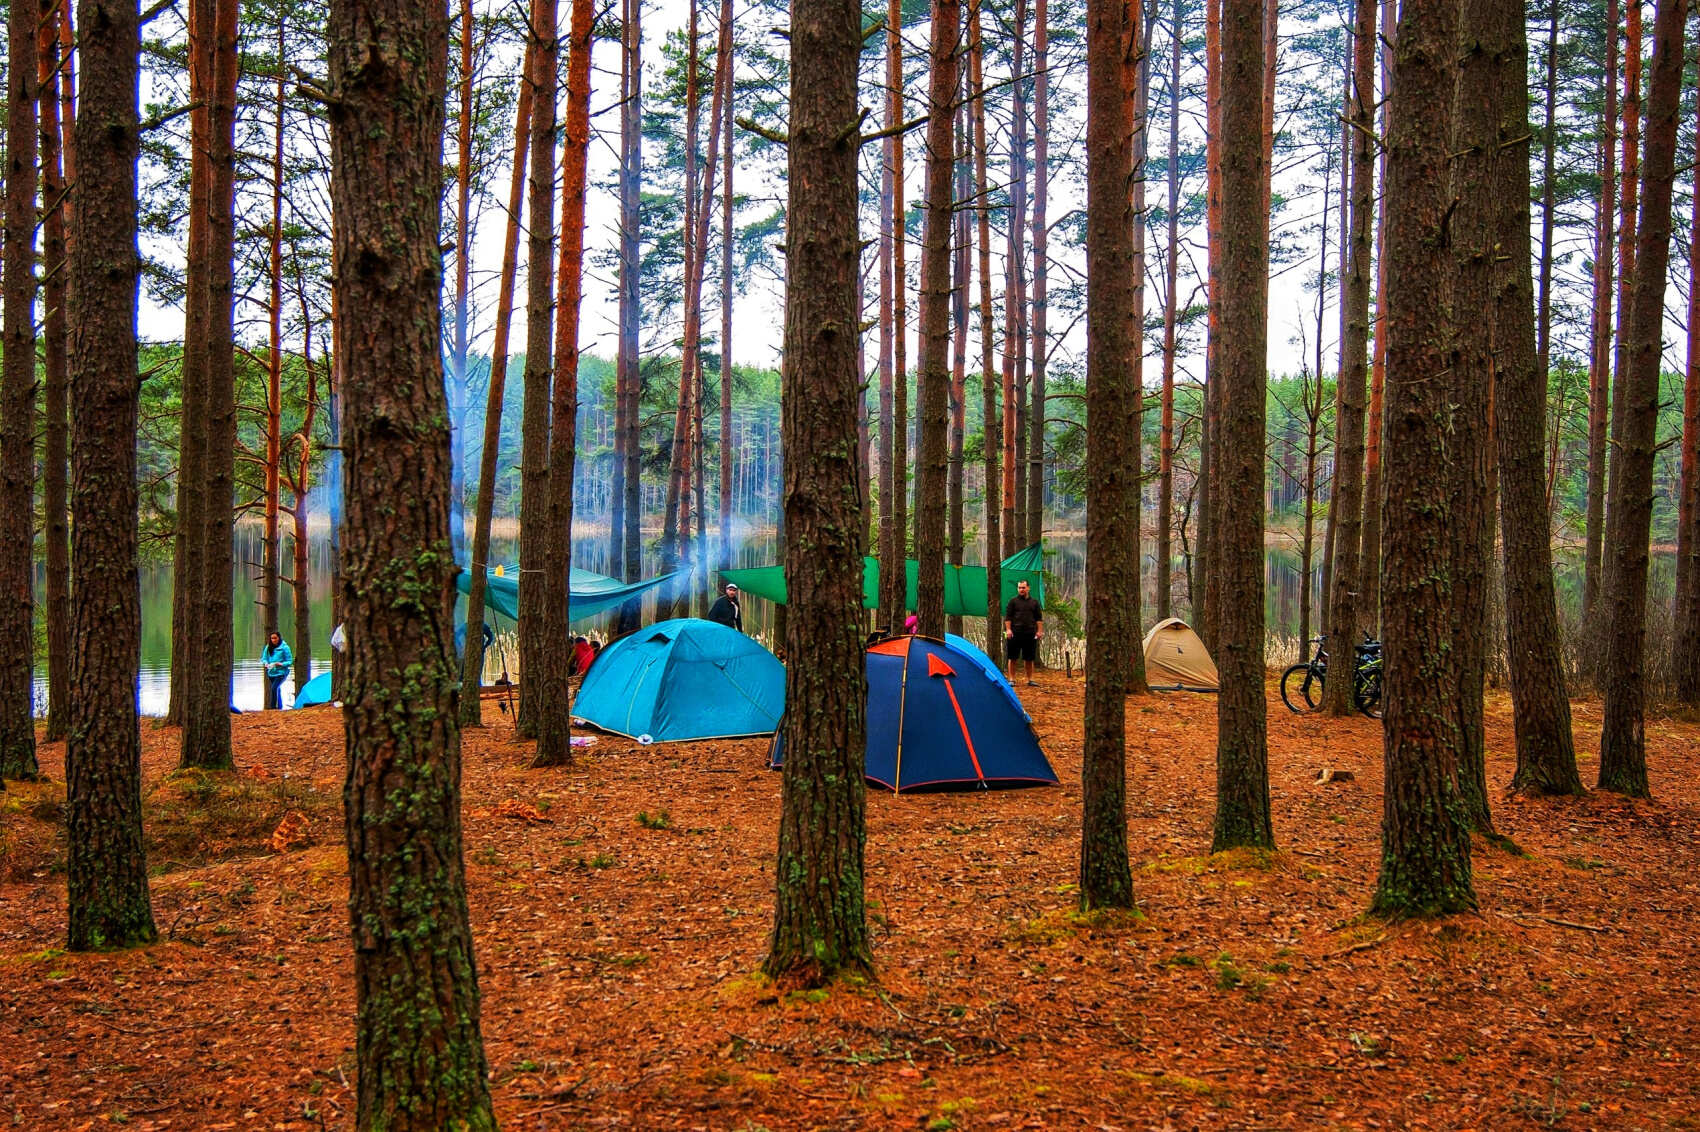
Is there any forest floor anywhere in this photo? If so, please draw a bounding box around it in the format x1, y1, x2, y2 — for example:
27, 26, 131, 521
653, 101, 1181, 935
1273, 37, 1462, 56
4, 674, 1700, 1131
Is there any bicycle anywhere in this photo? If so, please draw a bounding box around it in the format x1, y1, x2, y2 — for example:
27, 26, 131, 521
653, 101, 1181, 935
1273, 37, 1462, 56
1279, 633, 1382, 718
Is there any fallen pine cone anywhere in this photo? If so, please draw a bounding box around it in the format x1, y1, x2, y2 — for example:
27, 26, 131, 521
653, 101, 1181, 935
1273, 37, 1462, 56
267, 810, 312, 853
493, 799, 553, 824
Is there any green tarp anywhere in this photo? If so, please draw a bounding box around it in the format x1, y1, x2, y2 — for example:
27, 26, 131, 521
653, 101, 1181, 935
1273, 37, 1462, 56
720, 545, 1045, 619
455, 567, 675, 624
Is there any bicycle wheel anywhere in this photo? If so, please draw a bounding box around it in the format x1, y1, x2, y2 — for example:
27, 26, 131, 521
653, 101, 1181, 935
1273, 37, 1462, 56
1353, 671, 1382, 719
1280, 663, 1323, 713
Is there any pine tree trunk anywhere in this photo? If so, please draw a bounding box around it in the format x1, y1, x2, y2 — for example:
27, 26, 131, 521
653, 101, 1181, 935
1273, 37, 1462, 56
0, 0, 41, 780
1585, 0, 1620, 621
1156, 0, 1181, 624
67, 0, 156, 953
1671, 173, 1700, 705
1026, 0, 1048, 548
1002, 0, 1028, 559
1080, 0, 1139, 910
915, 0, 960, 641
168, 0, 213, 730
971, 0, 1001, 668
1493, 0, 1581, 795
1371, 0, 1476, 918
1357, 0, 1394, 636
1599, 0, 1687, 798
1606, 0, 1643, 555
289, 295, 320, 694
534, 0, 596, 768
329, 1, 495, 1124
720, 18, 735, 574
264, 7, 287, 646
459, 38, 533, 727
1323, 0, 1373, 718
763, 0, 870, 986
183, 0, 238, 768
1210, 0, 1272, 854
890, 0, 909, 627
610, 0, 632, 591
617, 0, 643, 629
39, 0, 71, 745
1449, 0, 1505, 833
947, 96, 969, 639
877, 2, 900, 628
1534, 0, 1559, 393
1198, 0, 1223, 650
451, 0, 476, 560
518, 0, 559, 738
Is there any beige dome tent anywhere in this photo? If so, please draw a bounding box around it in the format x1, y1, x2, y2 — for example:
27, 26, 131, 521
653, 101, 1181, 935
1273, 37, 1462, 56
1142, 618, 1218, 692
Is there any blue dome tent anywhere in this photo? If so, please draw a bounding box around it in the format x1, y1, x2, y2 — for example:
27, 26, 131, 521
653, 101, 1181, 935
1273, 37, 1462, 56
770, 635, 1057, 793
294, 670, 334, 708
944, 633, 1030, 722
572, 618, 785, 742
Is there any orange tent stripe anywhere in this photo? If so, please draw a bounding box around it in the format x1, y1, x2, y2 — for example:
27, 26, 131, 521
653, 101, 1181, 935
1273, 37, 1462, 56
942, 678, 984, 782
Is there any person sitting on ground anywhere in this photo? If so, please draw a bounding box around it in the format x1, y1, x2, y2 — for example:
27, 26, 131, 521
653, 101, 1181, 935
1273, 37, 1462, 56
904, 609, 919, 635
571, 635, 595, 676
1004, 579, 1043, 687
262, 631, 293, 710
707, 581, 743, 632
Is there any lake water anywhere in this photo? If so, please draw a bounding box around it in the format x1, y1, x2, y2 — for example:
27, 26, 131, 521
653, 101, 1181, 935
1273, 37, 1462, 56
32, 524, 1660, 716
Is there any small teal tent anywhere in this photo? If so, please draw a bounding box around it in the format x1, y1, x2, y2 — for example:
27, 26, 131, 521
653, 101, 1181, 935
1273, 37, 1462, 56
294, 670, 333, 708
572, 618, 784, 742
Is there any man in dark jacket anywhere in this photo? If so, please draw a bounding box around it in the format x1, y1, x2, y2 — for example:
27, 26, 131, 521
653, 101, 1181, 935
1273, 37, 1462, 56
707, 582, 743, 632
1003, 579, 1043, 686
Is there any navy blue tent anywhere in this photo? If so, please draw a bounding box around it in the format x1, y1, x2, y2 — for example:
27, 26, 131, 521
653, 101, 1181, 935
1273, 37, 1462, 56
770, 635, 1057, 793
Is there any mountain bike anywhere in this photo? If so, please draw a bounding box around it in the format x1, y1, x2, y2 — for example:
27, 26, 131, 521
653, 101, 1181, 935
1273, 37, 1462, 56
1279, 634, 1382, 718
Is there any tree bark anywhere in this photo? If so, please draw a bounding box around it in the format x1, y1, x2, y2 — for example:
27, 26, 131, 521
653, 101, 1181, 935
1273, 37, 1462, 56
880, 0, 909, 628
1599, 0, 1687, 798
1198, 0, 1223, 650
168, 0, 211, 730
948, 95, 969, 639
763, 0, 870, 986
1003, 0, 1029, 559
182, 0, 239, 769
1026, 0, 1049, 549
972, 0, 1001, 669
1492, 0, 1581, 796
1157, 0, 1182, 624
451, 0, 476, 561
328, 0, 496, 1122
534, 0, 596, 768
67, 0, 156, 953
1606, 0, 1643, 556
915, 0, 960, 640
264, 4, 288, 646
1080, 0, 1140, 910
877, 0, 899, 628
1585, 0, 1620, 621
1323, 0, 1372, 718
1534, 0, 1559, 396
1371, 0, 1476, 918
1357, 0, 1394, 637
1672, 168, 1700, 705
617, 0, 643, 630
1448, 0, 1504, 833
459, 36, 534, 728
0, 0, 41, 781
719, 15, 735, 575
1210, 0, 1272, 854
39, 0, 72, 745
518, 0, 558, 738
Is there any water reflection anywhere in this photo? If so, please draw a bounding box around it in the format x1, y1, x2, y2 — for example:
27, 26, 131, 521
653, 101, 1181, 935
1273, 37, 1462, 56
30, 524, 1672, 716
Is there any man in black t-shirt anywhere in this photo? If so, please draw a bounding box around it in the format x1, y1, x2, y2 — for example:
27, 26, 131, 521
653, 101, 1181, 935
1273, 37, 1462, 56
1003, 579, 1043, 686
